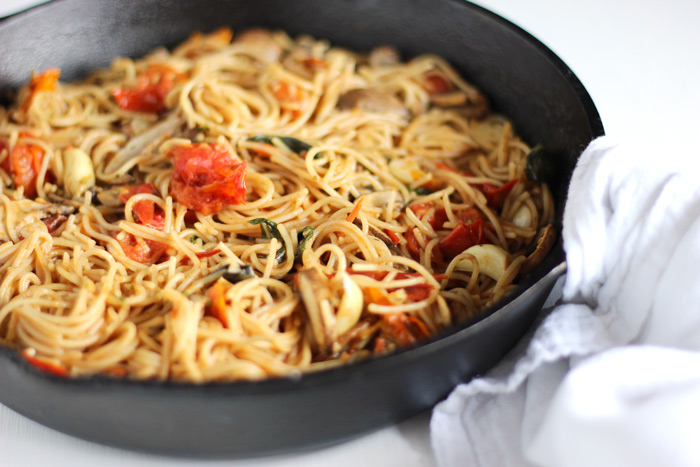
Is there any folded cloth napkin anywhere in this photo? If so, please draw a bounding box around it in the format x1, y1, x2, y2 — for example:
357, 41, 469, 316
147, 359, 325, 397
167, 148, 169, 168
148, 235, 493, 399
430, 136, 700, 467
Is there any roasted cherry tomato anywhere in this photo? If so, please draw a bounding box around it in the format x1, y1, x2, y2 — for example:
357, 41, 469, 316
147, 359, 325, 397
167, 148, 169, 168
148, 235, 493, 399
112, 65, 184, 113
438, 218, 485, 260
480, 178, 518, 209
119, 184, 165, 230
1, 139, 45, 198
169, 143, 247, 215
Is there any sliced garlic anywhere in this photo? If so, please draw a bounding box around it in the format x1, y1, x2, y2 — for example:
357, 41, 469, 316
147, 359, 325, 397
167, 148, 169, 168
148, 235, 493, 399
63, 147, 95, 198
455, 244, 509, 281
335, 272, 364, 336
512, 205, 532, 228
389, 158, 428, 185
296, 267, 336, 353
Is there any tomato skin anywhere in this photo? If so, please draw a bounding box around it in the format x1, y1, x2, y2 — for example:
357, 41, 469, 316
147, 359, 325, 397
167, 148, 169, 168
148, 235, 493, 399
480, 178, 518, 209
393, 272, 434, 302
195, 249, 221, 259
384, 229, 400, 245
409, 202, 431, 219
438, 218, 485, 260
409, 203, 447, 231
119, 184, 165, 230
405, 227, 422, 260
423, 73, 454, 95
169, 143, 247, 215
459, 207, 482, 224
131, 200, 165, 231
114, 232, 168, 265
117, 184, 159, 203
1, 140, 44, 198
428, 208, 449, 231
23, 354, 68, 377
112, 65, 184, 113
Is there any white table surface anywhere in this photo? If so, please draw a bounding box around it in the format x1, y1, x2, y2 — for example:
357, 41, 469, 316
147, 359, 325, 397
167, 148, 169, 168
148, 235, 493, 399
2, 1, 699, 466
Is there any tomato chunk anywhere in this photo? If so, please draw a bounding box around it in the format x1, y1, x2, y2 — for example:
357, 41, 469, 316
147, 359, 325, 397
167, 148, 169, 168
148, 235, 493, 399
23, 68, 61, 111
116, 233, 168, 265
405, 227, 421, 260
117, 184, 159, 203
428, 208, 449, 231
380, 312, 431, 347
112, 65, 184, 113
438, 219, 485, 260
23, 354, 68, 377
422, 73, 454, 95
169, 143, 247, 215
409, 202, 431, 218
1, 139, 44, 198
119, 184, 165, 230
394, 272, 435, 302
272, 81, 305, 119
348, 270, 435, 303
195, 249, 221, 259
459, 207, 482, 224
480, 178, 518, 209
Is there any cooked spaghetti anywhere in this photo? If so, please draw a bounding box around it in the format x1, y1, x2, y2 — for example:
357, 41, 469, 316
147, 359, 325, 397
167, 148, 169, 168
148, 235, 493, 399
0, 28, 554, 381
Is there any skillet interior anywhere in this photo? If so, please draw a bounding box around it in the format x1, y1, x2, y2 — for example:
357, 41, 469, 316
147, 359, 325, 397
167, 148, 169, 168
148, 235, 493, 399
0, 0, 603, 457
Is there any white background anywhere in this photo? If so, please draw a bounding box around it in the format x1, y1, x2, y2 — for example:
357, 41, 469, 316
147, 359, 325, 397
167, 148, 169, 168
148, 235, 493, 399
2, 0, 699, 465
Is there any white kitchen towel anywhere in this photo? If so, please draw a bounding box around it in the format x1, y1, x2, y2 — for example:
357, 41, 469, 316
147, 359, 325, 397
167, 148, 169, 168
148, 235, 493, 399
430, 136, 700, 467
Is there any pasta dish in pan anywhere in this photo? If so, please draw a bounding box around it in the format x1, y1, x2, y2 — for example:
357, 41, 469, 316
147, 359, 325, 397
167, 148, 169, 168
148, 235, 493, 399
0, 28, 554, 381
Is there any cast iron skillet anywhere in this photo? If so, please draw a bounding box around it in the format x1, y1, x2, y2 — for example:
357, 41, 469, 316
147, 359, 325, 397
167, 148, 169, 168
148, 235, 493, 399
0, 0, 604, 457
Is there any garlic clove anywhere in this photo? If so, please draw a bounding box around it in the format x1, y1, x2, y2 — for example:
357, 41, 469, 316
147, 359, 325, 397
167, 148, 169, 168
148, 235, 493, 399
455, 244, 509, 281
63, 147, 95, 198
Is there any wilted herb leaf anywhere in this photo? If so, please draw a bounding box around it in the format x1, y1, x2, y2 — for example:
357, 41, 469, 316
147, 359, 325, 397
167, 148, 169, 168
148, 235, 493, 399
295, 226, 316, 263
249, 218, 286, 262
222, 265, 256, 283
249, 135, 312, 154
